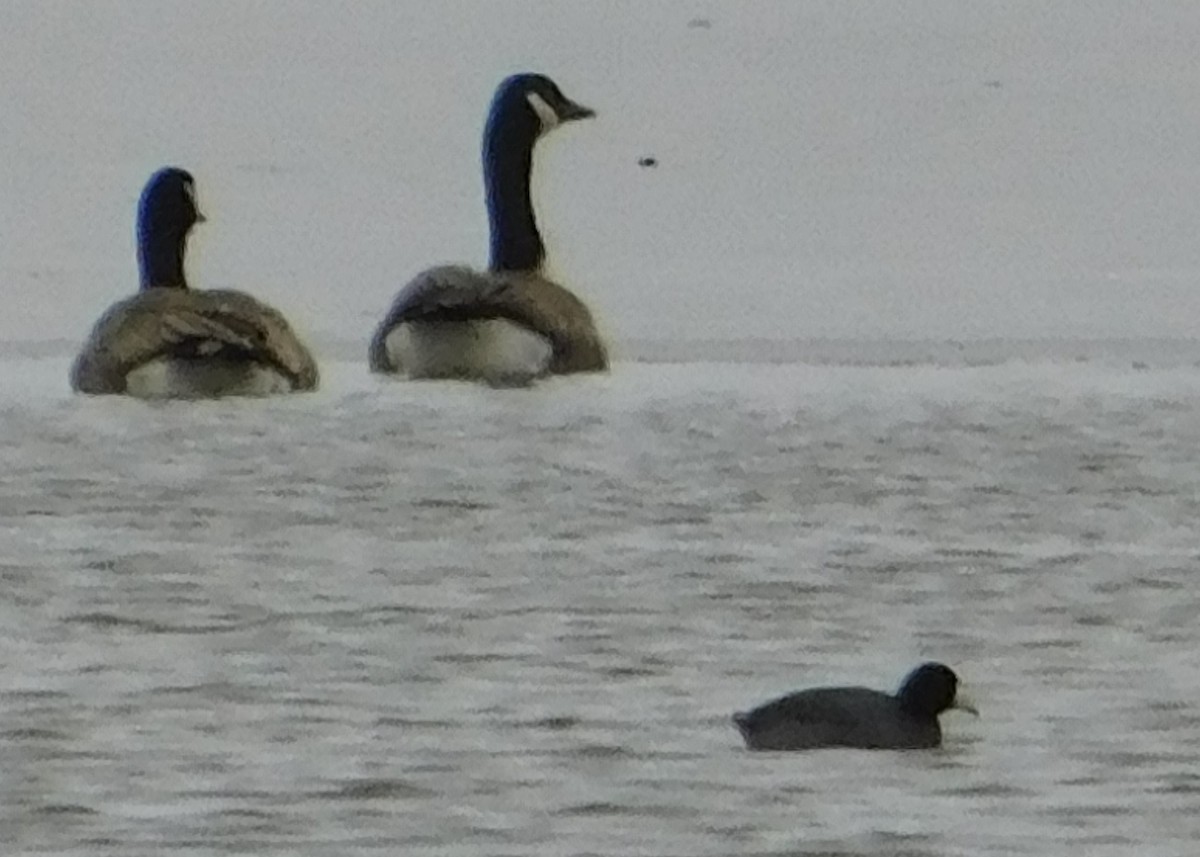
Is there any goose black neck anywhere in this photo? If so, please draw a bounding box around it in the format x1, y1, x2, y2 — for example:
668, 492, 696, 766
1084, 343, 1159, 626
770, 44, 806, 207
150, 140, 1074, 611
138, 226, 189, 290
484, 109, 543, 273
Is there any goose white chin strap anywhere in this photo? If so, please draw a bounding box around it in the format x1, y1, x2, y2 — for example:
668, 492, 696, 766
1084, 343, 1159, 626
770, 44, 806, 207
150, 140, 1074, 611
526, 92, 560, 133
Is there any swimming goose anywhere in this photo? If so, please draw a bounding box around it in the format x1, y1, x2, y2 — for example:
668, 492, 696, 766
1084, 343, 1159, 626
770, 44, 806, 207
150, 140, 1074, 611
733, 662, 978, 751
70, 168, 319, 397
369, 73, 608, 384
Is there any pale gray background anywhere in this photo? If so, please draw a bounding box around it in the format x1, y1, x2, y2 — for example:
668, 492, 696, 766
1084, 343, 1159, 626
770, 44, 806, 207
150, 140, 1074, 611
4, 1, 1200, 351
6, 6, 1200, 854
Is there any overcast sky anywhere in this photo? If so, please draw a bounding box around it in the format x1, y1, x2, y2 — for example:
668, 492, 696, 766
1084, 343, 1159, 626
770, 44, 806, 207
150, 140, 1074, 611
4, 2, 1200, 349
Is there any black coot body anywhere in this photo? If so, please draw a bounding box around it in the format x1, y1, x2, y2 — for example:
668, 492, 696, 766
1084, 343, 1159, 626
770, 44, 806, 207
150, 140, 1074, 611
733, 662, 975, 751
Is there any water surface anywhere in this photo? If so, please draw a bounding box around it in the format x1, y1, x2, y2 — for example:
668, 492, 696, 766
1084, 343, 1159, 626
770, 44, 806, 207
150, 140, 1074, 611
3, 346, 1199, 855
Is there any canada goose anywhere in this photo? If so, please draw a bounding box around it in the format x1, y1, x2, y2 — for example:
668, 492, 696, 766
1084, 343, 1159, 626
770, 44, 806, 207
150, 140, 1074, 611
733, 662, 978, 751
70, 168, 318, 397
369, 73, 607, 385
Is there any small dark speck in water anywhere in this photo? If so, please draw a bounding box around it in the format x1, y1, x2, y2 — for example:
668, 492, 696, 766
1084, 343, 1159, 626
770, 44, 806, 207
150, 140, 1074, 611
36, 804, 99, 816
533, 716, 580, 731
638, 156, 658, 168
320, 778, 435, 800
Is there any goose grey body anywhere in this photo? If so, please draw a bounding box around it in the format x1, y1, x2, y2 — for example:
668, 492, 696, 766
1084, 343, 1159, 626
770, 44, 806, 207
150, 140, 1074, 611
368, 265, 606, 382
71, 288, 319, 396
371, 74, 607, 384
70, 167, 318, 398
733, 662, 977, 751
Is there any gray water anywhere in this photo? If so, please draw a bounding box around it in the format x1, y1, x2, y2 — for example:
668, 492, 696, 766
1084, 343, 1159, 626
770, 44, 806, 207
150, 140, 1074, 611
4, 347, 1200, 856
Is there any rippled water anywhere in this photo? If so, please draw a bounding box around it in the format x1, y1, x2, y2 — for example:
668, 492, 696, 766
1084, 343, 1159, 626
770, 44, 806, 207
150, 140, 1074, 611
4, 346, 1200, 856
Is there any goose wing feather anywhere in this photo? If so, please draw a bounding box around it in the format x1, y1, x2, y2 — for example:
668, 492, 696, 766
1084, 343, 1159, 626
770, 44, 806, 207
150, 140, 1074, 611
71, 288, 318, 393
369, 265, 606, 374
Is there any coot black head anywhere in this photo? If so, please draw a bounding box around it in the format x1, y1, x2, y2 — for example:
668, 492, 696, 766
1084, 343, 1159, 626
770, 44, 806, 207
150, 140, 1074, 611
896, 662, 977, 717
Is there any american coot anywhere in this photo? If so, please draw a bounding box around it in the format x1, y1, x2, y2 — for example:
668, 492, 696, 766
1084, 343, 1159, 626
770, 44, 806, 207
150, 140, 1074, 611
733, 662, 978, 751
369, 73, 608, 385
70, 168, 319, 397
